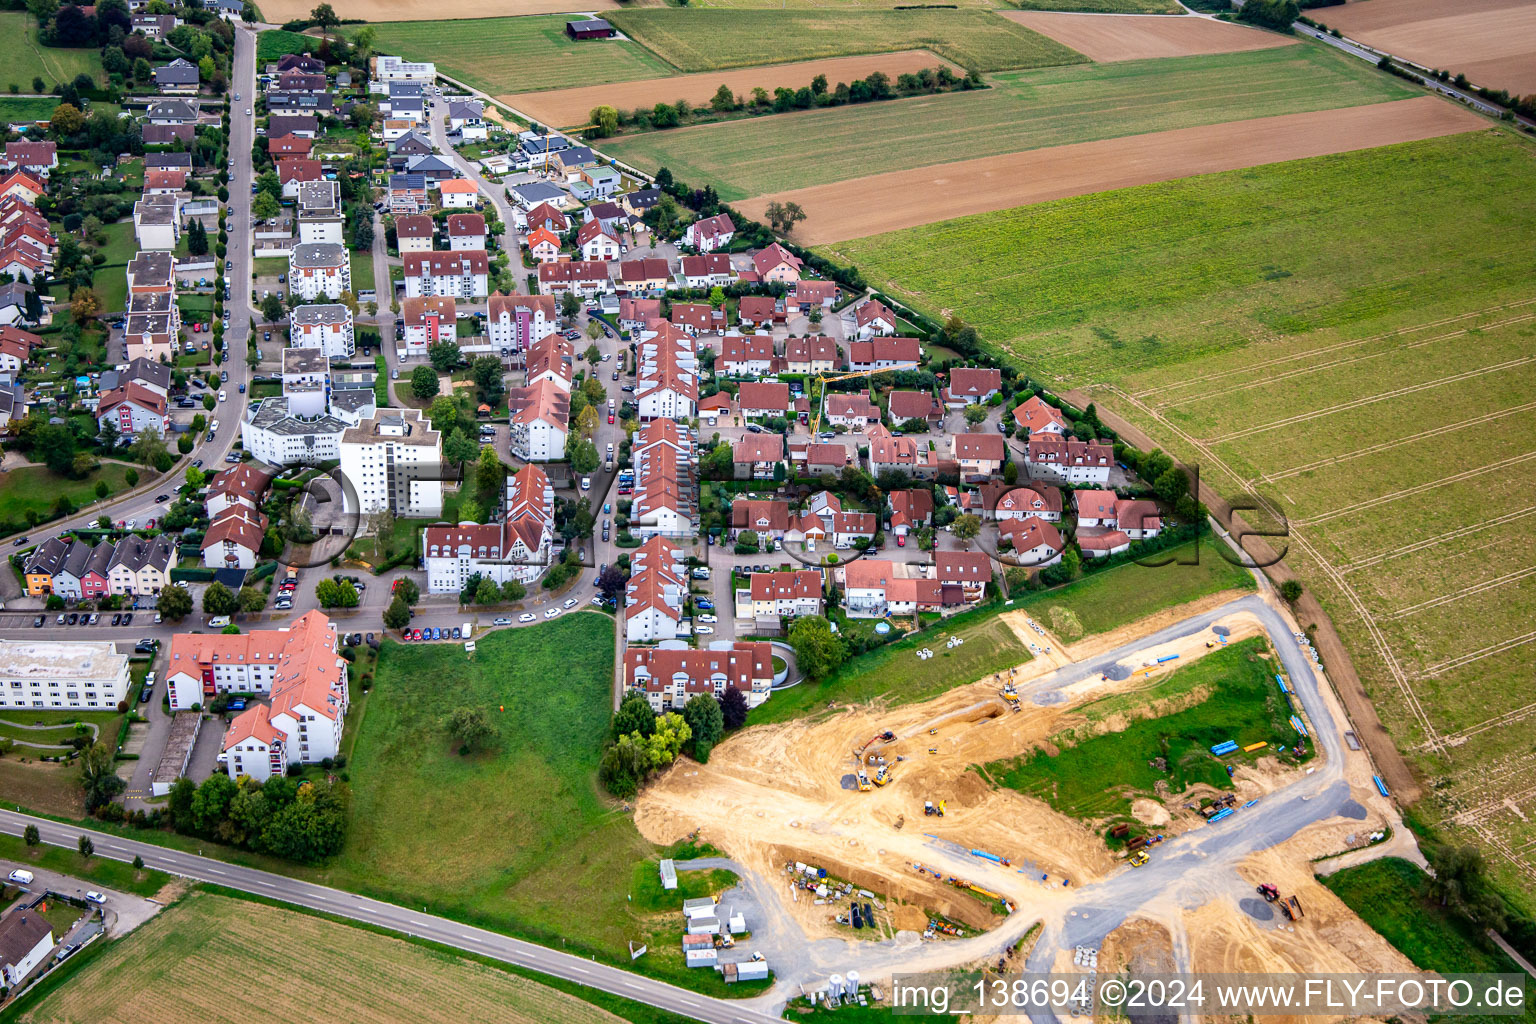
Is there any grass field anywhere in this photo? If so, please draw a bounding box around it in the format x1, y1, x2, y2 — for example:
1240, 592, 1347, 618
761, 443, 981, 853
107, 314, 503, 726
0, 13, 103, 91
605, 46, 1415, 201
1012, 536, 1255, 641
256, 28, 318, 65
13, 890, 631, 1024
359, 16, 674, 96
752, 605, 1033, 724
0, 96, 58, 122
0, 464, 137, 528
606, 8, 1087, 75
830, 128, 1536, 905
350, 249, 375, 292
1322, 858, 1536, 1024
985, 638, 1305, 819
0, 832, 171, 898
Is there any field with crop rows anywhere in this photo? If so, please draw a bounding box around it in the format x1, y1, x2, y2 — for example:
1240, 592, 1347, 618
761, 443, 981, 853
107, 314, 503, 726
828, 128, 1536, 907
606, 8, 1087, 74
359, 16, 674, 95
16, 891, 627, 1024
605, 46, 1415, 201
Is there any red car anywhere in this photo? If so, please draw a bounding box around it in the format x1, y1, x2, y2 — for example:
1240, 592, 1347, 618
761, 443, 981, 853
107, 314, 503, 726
608, 413, 615, 424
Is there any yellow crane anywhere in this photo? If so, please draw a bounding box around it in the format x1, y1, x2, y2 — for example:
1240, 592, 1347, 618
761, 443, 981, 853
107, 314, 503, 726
809, 363, 920, 436
541, 124, 598, 180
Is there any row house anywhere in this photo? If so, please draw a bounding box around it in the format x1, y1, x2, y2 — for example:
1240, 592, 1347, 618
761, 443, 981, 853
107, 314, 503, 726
537, 259, 613, 298
847, 336, 921, 371
423, 464, 555, 592
446, 213, 487, 251
394, 213, 435, 253
785, 335, 838, 375
401, 250, 489, 299
624, 536, 686, 643
718, 333, 774, 377
735, 570, 823, 622
679, 252, 734, 289
635, 323, 698, 422
630, 419, 697, 539
40, 534, 175, 600
619, 257, 670, 295
625, 641, 774, 711
1025, 435, 1113, 485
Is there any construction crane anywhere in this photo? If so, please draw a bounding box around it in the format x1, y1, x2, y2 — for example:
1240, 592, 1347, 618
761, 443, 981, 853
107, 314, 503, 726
809, 363, 920, 436
539, 124, 598, 181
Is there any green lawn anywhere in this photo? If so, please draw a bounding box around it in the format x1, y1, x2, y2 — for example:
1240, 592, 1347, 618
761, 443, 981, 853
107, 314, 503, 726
0, 12, 103, 91
349, 249, 375, 292
252, 257, 288, 277
1322, 859, 1536, 1024
984, 638, 1307, 819
91, 220, 137, 268
753, 603, 1031, 724
358, 16, 675, 96
256, 28, 318, 65
0, 95, 58, 122
0, 831, 172, 898
1012, 536, 1254, 642
608, 8, 1086, 75
0, 464, 138, 532
606, 45, 1416, 201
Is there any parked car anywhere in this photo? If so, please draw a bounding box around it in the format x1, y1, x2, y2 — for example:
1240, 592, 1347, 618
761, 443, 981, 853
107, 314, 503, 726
493, 617, 512, 626
85, 891, 107, 905
519, 613, 536, 623
32, 615, 43, 627
544, 607, 560, 618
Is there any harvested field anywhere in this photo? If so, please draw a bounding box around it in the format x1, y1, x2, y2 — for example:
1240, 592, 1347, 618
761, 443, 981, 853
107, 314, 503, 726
743, 96, 1480, 244
608, 45, 1416, 201
606, 8, 1088, 74
262, 0, 616, 21
359, 15, 674, 95
1004, 10, 1294, 62
831, 128, 1536, 906
1314, 0, 1536, 94
504, 51, 956, 127
16, 891, 626, 1024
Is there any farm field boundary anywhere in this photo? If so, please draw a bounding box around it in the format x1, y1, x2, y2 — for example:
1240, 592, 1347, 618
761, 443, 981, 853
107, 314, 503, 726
264, 0, 617, 21
1002, 10, 1295, 62
502, 51, 958, 127
605, 8, 1089, 74
741, 96, 1480, 244
606, 45, 1418, 201
1312, 0, 1536, 94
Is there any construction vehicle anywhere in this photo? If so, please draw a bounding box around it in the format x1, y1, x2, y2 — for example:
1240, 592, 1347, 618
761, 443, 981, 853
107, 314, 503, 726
856, 770, 872, 792
1257, 883, 1280, 902
928, 747, 938, 755
924, 801, 937, 816
873, 765, 891, 787
1128, 850, 1149, 867
938, 800, 946, 816
1281, 895, 1304, 921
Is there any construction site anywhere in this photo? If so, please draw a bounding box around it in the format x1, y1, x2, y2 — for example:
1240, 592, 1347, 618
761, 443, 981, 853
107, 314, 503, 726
633, 588, 1425, 1004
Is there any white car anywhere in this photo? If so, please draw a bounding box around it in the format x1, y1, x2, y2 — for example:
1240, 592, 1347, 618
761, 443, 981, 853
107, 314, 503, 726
563, 597, 578, 609
699, 614, 717, 624
85, 891, 106, 905
7, 869, 33, 885
691, 567, 710, 579
518, 613, 536, 623
125, 519, 136, 530
544, 607, 560, 618
493, 617, 512, 626
695, 626, 714, 635
245, 108, 252, 116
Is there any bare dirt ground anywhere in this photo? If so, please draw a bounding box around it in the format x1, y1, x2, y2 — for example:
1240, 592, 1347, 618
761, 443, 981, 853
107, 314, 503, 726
1316, 0, 1536, 93
745, 96, 1482, 245
502, 51, 955, 127
1002, 10, 1294, 62
259, 0, 619, 21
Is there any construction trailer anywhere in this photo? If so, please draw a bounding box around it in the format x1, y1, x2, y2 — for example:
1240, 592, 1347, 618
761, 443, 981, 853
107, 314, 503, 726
658, 858, 677, 891
682, 896, 718, 920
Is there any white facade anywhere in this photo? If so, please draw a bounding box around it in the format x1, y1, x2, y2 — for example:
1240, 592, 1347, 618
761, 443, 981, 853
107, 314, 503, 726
240, 397, 347, 466
288, 243, 351, 301
0, 640, 131, 711
339, 410, 444, 516
288, 304, 355, 359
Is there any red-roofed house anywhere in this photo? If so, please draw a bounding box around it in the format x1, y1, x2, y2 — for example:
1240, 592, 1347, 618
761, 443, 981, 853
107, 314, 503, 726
1025, 435, 1113, 485
887, 389, 941, 427
719, 333, 774, 376
277, 158, 324, 196
855, 298, 896, 338
952, 432, 1006, 479
625, 640, 773, 711
0, 171, 46, 205
737, 294, 782, 328
423, 464, 555, 591
96, 383, 167, 437
684, 212, 735, 253
785, 335, 838, 374
736, 569, 823, 620
731, 497, 790, 539
944, 367, 1001, 406
576, 218, 620, 261
733, 432, 785, 479
1013, 395, 1067, 435
446, 212, 486, 251
680, 253, 734, 289
788, 279, 838, 314
824, 390, 878, 428
936, 550, 992, 603
998, 515, 1065, 567
619, 296, 661, 332
201, 506, 268, 569
847, 336, 921, 371
3, 141, 56, 178
736, 380, 790, 421
524, 226, 561, 263
752, 242, 802, 283
887, 488, 933, 540
670, 301, 722, 336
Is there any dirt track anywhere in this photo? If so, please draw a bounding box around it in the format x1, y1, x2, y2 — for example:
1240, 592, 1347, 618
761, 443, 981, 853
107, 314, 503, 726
261, 0, 617, 21
1315, 0, 1536, 94
744, 96, 1483, 245
503, 51, 955, 127
1002, 10, 1294, 62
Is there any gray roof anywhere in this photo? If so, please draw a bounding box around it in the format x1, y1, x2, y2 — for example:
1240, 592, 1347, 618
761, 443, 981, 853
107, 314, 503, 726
125, 357, 172, 392
0, 281, 33, 309
26, 535, 70, 575
405, 154, 452, 174
329, 389, 376, 415
559, 146, 594, 165
147, 99, 199, 121
0, 910, 53, 970
290, 303, 350, 327
282, 347, 329, 375
389, 173, 425, 192
248, 396, 349, 437
127, 251, 173, 282
128, 291, 173, 314
154, 58, 200, 86
145, 153, 193, 171
388, 81, 424, 98
289, 242, 347, 269
513, 181, 565, 204
296, 179, 340, 215
268, 114, 318, 137
447, 100, 483, 119
134, 195, 176, 225
110, 534, 175, 574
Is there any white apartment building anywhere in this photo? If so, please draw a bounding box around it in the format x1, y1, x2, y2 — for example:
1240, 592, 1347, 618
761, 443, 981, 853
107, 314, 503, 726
288, 242, 351, 301
421, 464, 553, 593
296, 179, 344, 246
0, 639, 130, 711
339, 408, 443, 516
487, 292, 557, 353
289, 303, 354, 359
400, 250, 488, 299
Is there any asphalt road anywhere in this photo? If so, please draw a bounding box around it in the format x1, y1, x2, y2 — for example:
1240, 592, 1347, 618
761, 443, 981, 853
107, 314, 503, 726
0, 809, 782, 1024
